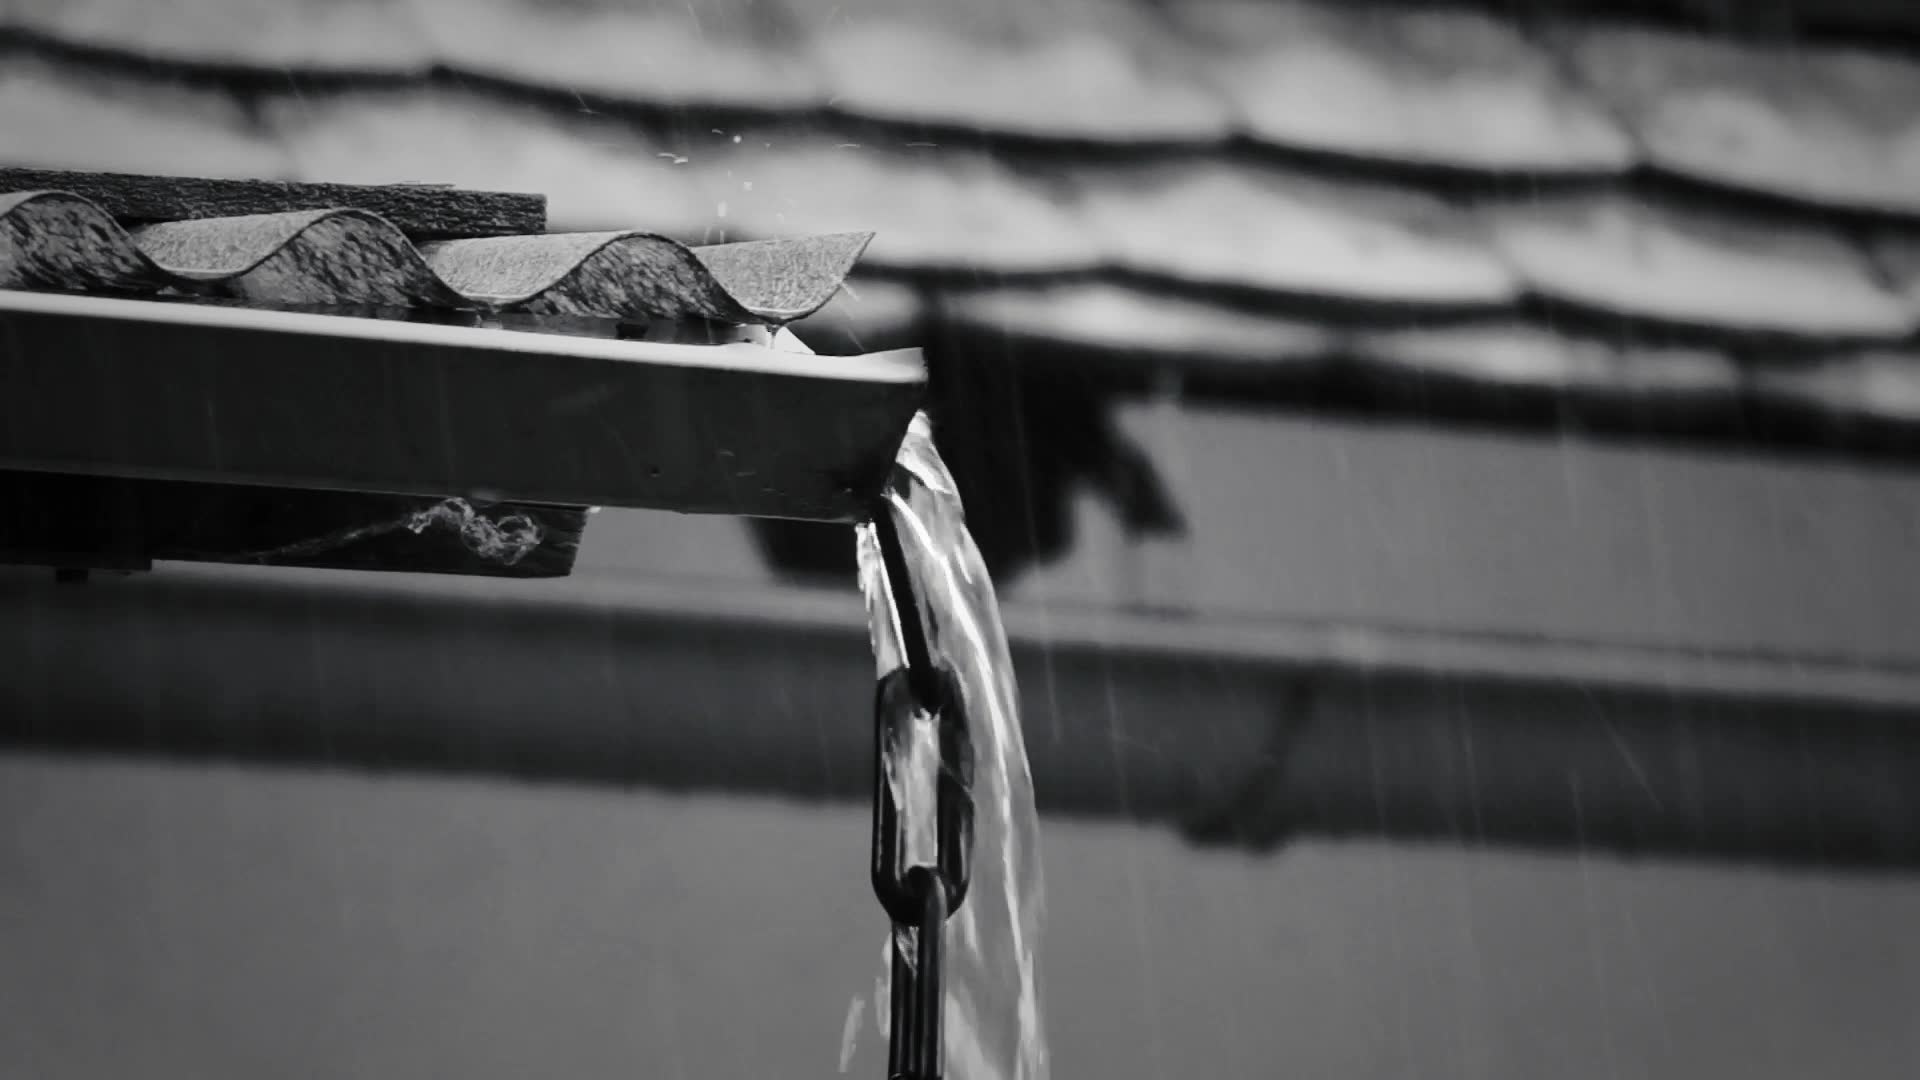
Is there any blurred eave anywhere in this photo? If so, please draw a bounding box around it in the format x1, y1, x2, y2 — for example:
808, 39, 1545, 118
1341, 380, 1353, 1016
6, 556, 1920, 873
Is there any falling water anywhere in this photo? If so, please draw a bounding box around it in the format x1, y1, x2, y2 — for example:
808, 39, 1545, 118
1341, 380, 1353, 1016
849, 412, 1048, 1080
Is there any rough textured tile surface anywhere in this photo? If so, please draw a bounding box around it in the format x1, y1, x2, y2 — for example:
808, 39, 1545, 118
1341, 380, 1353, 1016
132, 209, 468, 306
1, 191, 867, 322
0, 191, 168, 292
0, 167, 546, 237
688, 234, 873, 322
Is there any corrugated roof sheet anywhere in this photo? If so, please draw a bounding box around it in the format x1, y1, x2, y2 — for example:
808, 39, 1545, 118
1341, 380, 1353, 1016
7, 0, 1920, 450
0, 155, 926, 529
0, 189, 867, 322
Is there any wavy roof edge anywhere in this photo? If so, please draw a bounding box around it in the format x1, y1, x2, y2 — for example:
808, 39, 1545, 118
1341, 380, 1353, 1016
0, 189, 872, 324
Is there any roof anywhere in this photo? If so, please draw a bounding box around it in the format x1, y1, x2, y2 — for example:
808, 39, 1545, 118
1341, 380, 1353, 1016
0, 169, 927, 576
8, 0, 1919, 461
0, 173, 871, 322
15, 0, 1920, 457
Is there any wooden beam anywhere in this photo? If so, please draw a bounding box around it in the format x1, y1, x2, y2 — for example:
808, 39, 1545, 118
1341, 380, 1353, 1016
0, 470, 585, 578
0, 167, 547, 238
0, 291, 924, 522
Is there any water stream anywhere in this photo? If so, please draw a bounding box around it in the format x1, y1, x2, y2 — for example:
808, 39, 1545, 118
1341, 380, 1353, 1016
848, 412, 1049, 1080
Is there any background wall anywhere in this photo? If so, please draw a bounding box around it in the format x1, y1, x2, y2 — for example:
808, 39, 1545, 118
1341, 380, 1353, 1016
8, 408, 1920, 1078
3, 753, 1917, 1080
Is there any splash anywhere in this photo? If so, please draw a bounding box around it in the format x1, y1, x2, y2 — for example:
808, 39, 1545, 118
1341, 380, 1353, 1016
401, 497, 544, 564
849, 412, 1048, 1080
227, 496, 544, 567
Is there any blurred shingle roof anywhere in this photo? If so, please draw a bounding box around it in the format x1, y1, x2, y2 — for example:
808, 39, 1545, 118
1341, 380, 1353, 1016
8, 0, 1920, 453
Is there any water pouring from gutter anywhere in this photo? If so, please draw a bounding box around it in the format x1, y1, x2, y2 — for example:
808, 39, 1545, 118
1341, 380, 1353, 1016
854, 412, 1049, 1080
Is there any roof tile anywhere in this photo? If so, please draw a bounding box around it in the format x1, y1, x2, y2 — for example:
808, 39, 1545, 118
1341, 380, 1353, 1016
1492, 194, 1913, 338
131, 208, 466, 305
1077, 164, 1517, 306
1866, 229, 1920, 314
410, 0, 823, 110
264, 90, 716, 234
1562, 24, 1920, 215
1353, 320, 1743, 403
1182, 1, 1632, 174
0, 165, 546, 237
677, 233, 873, 322
8, 0, 432, 74
0, 56, 292, 179
802, 0, 1230, 142
941, 282, 1336, 369
420, 230, 867, 322
1750, 351, 1920, 425
13, 0, 1920, 458
1, 190, 863, 322
0, 191, 166, 292
709, 138, 1102, 274
266, 90, 1100, 273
